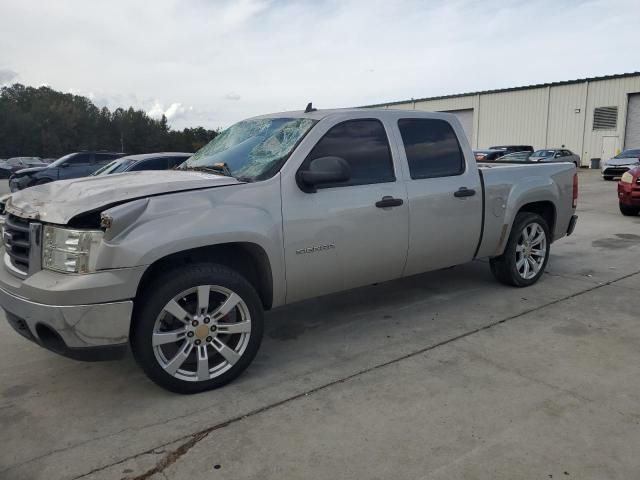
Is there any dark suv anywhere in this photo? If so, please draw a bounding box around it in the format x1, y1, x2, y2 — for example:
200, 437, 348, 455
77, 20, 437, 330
489, 145, 534, 153
9, 151, 126, 192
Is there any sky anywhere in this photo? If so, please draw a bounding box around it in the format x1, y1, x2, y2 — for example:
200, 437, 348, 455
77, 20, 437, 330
1, 0, 639, 130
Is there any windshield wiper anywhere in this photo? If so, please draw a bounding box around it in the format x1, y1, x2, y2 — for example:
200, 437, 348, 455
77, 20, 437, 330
179, 163, 253, 182
181, 163, 233, 177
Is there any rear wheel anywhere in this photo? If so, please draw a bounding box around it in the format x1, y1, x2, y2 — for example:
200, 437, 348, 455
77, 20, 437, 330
490, 212, 550, 287
619, 203, 640, 216
131, 263, 264, 394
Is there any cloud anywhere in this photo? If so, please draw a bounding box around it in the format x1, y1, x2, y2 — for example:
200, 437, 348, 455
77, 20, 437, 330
1, 0, 639, 129
147, 101, 194, 122
0, 68, 18, 85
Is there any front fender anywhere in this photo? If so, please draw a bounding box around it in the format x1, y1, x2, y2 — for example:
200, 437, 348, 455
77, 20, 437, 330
94, 179, 286, 306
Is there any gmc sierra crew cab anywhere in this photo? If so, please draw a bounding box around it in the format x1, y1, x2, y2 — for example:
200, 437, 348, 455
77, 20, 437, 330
0, 109, 578, 393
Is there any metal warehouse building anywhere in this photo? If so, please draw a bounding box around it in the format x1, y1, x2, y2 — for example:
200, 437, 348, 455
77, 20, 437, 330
367, 72, 640, 167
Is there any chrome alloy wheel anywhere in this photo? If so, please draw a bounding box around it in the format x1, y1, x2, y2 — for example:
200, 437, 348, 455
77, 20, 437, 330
515, 222, 547, 280
152, 285, 252, 382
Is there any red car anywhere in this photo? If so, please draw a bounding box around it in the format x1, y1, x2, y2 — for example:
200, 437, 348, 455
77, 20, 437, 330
618, 166, 640, 216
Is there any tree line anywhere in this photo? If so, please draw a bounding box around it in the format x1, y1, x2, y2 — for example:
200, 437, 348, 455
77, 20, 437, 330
0, 83, 218, 159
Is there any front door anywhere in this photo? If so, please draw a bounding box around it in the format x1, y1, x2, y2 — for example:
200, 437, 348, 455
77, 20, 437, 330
601, 136, 618, 161
59, 152, 94, 179
281, 118, 409, 304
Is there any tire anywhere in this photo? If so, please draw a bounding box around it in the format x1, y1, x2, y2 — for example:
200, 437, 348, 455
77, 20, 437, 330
131, 263, 264, 394
489, 212, 551, 287
619, 203, 640, 216
603, 176, 613, 181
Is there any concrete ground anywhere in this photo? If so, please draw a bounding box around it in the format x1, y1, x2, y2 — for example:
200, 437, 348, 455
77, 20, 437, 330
1, 170, 639, 480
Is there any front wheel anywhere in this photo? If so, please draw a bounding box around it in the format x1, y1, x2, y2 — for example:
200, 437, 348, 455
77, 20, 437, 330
490, 212, 550, 287
619, 203, 640, 216
131, 263, 264, 394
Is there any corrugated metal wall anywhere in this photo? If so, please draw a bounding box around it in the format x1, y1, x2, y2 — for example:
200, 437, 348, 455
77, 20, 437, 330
373, 74, 640, 166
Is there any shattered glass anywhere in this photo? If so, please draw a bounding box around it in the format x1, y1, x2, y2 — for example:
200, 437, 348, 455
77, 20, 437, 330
183, 117, 316, 180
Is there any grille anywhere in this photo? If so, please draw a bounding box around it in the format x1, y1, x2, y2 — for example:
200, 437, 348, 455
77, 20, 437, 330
603, 166, 630, 175
593, 106, 618, 130
4, 214, 32, 274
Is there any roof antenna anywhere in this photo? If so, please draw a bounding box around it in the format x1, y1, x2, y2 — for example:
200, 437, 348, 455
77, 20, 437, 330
304, 102, 317, 113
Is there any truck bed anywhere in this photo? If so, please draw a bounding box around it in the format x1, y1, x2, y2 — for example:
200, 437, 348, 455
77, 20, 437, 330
475, 161, 576, 258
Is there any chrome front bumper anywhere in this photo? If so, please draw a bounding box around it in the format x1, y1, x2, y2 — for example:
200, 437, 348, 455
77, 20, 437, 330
0, 285, 133, 360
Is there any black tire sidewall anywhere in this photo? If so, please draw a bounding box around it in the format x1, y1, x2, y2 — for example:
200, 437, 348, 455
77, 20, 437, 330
619, 203, 640, 216
500, 212, 551, 287
131, 263, 264, 394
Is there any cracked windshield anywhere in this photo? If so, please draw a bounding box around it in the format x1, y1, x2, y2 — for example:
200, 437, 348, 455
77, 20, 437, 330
182, 117, 316, 181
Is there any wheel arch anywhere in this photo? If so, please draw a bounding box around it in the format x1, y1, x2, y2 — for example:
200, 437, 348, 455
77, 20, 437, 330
517, 200, 556, 238
135, 242, 274, 311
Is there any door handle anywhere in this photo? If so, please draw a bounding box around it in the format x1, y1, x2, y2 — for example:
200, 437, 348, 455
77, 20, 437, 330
454, 187, 476, 198
375, 196, 404, 208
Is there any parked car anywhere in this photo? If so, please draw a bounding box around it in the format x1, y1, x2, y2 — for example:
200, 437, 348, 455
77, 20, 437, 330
489, 145, 534, 153
92, 152, 192, 176
601, 149, 640, 180
495, 151, 533, 162
0, 108, 578, 393
8, 151, 126, 192
618, 166, 640, 216
529, 149, 580, 167
473, 149, 507, 162
0, 157, 47, 178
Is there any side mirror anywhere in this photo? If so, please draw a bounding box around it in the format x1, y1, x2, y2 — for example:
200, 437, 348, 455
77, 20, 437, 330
554, 153, 562, 158
296, 156, 350, 193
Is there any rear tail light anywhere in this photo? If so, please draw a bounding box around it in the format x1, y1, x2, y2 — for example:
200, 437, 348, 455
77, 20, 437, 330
572, 173, 578, 209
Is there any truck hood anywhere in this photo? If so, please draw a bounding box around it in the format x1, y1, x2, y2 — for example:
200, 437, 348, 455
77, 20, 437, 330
5, 170, 241, 224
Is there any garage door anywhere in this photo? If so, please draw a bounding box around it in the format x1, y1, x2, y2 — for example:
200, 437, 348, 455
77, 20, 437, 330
625, 93, 640, 149
443, 109, 473, 143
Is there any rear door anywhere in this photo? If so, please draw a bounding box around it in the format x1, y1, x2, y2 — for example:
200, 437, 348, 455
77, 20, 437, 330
281, 117, 409, 303
396, 117, 483, 275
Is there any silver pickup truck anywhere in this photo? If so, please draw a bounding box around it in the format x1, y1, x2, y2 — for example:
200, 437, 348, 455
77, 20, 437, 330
0, 109, 578, 393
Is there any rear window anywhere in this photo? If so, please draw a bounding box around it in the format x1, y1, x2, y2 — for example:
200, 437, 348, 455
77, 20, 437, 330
398, 118, 465, 179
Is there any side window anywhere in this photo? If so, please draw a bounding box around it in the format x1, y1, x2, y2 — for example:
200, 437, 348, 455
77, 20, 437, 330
303, 119, 395, 187
64, 153, 92, 166
168, 156, 189, 168
398, 118, 465, 179
95, 153, 117, 164
129, 157, 169, 171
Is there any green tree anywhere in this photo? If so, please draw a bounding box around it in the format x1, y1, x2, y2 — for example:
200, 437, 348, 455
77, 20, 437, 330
0, 83, 218, 158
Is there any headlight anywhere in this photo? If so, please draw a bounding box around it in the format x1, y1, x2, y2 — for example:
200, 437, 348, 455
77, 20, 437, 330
42, 225, 103, 274
621, 172, 634, 183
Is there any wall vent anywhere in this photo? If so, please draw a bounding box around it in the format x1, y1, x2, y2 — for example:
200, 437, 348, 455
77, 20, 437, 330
593, 106, 618, 130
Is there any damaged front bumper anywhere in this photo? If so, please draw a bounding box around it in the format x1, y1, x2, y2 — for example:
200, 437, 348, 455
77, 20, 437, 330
1, 285, 132, 361
0, 244, 145, 361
